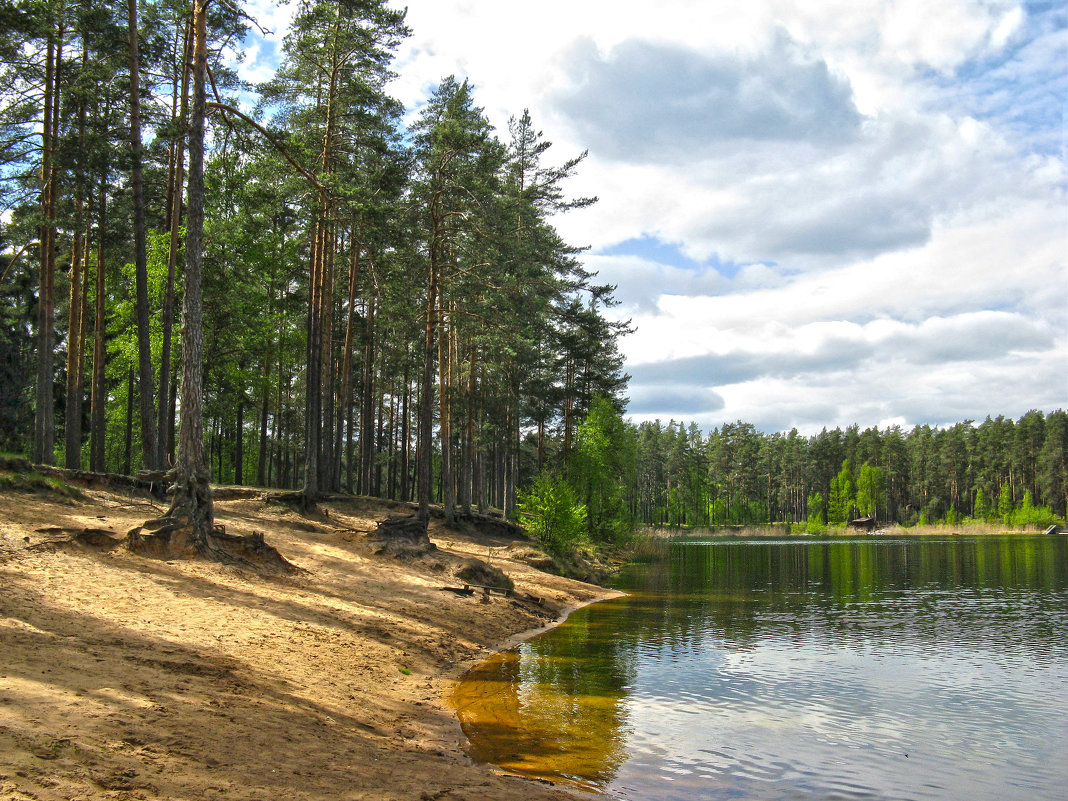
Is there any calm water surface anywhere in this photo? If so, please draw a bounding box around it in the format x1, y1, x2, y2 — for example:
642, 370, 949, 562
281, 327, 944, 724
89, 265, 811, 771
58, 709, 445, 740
453, 535, 1068, 800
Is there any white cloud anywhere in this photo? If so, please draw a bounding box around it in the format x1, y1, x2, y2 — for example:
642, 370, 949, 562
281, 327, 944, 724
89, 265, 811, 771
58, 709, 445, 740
230, 0, 1066, 433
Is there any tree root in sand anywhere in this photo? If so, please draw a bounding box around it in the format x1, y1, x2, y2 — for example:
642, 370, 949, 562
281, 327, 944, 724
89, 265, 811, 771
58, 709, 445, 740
29, 527, 125, 552
126, 517, 300, 575
30, 521, 298, 575
263, 489, 322, 516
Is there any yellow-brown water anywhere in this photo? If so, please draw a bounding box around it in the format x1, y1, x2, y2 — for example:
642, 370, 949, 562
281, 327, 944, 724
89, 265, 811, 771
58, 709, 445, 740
453, 535, 1068, 800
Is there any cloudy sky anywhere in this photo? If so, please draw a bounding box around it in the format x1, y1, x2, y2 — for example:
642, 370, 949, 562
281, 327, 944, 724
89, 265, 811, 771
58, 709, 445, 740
239, 0, 1066, 434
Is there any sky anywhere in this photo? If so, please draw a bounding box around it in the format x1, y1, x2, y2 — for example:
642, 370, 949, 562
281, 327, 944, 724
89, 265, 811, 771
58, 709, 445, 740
236, 0, 1067, 435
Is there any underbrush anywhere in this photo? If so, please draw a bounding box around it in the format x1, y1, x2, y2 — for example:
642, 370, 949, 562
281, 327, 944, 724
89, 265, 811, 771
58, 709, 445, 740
0, 471, 85, 501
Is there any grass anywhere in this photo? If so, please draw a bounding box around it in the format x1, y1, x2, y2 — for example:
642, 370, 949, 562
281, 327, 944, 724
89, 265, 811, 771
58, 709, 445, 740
0, 471, 85, 500
875, 522, 1051, 536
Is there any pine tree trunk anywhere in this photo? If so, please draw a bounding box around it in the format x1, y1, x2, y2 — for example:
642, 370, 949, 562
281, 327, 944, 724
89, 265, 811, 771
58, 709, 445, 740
235, 397, 244, 485
459, 347, 475, 515
438, 296, 454, 523
320, 221, 336, 490
157, 16, 191, 467
360, 291, 376, 496
340, 238, 361, 493
303, 209, 325, 500
89, 181, 108, 472
64, 42, 89, 470
418, 265, 437, 520
34, 27, 59, 465
165, 0, 213, 543
400, 361, 410, 502
256, 286, 274, 487
127, 0, 158, 470
124, 368, 133, 474
64, 220, 85, 469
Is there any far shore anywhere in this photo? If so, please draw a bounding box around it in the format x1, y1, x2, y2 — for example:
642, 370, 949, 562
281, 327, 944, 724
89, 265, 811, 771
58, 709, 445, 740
635, 522, 1060, 538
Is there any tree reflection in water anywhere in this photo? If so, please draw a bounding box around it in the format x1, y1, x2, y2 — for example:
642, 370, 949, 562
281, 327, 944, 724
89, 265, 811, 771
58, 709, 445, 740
453, 535, 1068, 798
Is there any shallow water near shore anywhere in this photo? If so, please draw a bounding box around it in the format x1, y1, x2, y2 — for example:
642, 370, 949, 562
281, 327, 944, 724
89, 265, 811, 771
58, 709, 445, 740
453, 535, 1068, 800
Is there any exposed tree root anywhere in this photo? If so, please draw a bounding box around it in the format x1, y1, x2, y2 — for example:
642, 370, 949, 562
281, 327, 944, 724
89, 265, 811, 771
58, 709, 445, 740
263, 489, 321, 516
370, 514, 435, 558
126, 472, 300, 575
126, 519, 298, 575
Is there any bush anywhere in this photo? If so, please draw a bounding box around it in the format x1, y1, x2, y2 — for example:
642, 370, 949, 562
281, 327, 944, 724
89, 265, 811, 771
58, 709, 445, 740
519, 473, 587, 557
1010, 491, 1060, 529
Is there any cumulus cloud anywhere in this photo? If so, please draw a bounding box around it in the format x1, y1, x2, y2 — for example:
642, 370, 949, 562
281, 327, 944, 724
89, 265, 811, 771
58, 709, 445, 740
550, 35, 861, 163
230, 0, 1065, 433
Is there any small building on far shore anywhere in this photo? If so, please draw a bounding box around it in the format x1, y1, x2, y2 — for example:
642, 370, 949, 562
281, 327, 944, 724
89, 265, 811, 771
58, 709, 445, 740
849, 516, 877, 532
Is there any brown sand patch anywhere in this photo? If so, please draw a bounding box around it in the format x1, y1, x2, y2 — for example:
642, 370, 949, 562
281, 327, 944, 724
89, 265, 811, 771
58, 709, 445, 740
0, 485, 610, 800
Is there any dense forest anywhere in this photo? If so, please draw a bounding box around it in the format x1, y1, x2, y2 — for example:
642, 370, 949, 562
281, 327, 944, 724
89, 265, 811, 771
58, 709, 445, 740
622, 410, 1068, 530
0, 0, 628, 535
1, 1, 1064, 553
519, 404, 1066, 555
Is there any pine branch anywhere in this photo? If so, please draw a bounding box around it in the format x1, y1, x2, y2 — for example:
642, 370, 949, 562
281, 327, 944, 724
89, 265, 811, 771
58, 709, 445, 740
206, 101, 326, 193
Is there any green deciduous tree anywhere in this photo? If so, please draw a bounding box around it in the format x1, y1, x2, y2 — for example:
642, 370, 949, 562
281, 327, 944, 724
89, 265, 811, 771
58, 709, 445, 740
855, 461, 887, 518
519, 472, 586, 557
805, 491, 825, 534
568, 395, 635, 542
828, 459, 856, 525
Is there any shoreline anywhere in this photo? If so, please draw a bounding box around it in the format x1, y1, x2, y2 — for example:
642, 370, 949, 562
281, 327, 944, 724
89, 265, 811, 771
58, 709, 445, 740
443, 590, 625, 798
446, 588, 627, 683
0, 484, 619, 801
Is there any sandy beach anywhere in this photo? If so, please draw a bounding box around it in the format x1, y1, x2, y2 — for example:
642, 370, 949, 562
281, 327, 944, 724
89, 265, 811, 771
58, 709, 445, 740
0, 478, 613, 801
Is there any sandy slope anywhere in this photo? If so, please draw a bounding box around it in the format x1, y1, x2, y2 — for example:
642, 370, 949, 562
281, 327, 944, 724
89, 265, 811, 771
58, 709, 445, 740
0, 482, 611, 801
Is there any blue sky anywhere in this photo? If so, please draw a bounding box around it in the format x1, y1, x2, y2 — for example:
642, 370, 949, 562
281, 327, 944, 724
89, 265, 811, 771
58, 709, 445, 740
237, 0, 1067, 434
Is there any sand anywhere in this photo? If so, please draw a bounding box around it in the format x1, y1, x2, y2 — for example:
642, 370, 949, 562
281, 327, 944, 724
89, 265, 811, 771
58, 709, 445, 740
0, 481, 613, 801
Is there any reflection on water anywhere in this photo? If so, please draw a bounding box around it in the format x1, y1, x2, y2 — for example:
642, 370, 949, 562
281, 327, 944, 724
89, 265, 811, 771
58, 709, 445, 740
452, 536, 1068, 800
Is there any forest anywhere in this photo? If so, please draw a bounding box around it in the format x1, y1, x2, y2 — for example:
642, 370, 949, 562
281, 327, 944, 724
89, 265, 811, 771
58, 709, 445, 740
0, 0, 628, 538
2, 1, 1064, 553
621, 410, 1068, 531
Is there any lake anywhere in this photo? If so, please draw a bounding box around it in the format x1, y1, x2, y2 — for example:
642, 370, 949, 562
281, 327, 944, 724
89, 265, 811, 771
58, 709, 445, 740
452, 535, 1068, 800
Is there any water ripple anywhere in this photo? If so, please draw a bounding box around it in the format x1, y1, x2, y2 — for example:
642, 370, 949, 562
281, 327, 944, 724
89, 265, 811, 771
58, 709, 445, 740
454, 536, 1068, 801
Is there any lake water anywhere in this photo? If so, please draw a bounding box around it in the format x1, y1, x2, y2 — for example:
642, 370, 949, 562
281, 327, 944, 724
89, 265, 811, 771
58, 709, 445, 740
452, 535, 1068, 800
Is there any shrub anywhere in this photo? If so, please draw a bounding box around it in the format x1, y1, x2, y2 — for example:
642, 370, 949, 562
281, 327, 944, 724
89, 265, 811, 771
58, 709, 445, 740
519, 473, 587, 557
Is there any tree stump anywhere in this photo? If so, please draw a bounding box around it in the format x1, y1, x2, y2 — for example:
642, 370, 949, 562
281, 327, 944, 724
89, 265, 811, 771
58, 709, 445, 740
371, 514, 437, 558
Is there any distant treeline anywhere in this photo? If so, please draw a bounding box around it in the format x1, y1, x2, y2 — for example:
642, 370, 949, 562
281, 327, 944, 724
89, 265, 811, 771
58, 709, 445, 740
625, 411, 1067, 528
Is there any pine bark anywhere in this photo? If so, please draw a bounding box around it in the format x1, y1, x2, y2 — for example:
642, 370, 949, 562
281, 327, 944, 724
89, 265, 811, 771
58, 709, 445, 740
360, 294, 376, 495
64, 215, 85, 468
339, 237, 361, 493
127, 0, 158, 471
65, 56, 89, 470
417, 251, 437, 520
158, 15, 191, 467
165, 0, 213, 543
438, 297, 454, 523
34, 27, 59, 465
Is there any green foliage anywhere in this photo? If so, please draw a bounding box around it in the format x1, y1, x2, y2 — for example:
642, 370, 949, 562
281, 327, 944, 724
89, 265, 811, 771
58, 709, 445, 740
918, 505, 933, 526
519, 472, 587, 557
0, 472, 84, 500
997, 481, 1014, 524
1010, 491, 1059, 529
973, 486, 991, 521
828, 459, 856, 524
805, 492, 826, 534
568, 396, 636, 542
855, 461, 887, 518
